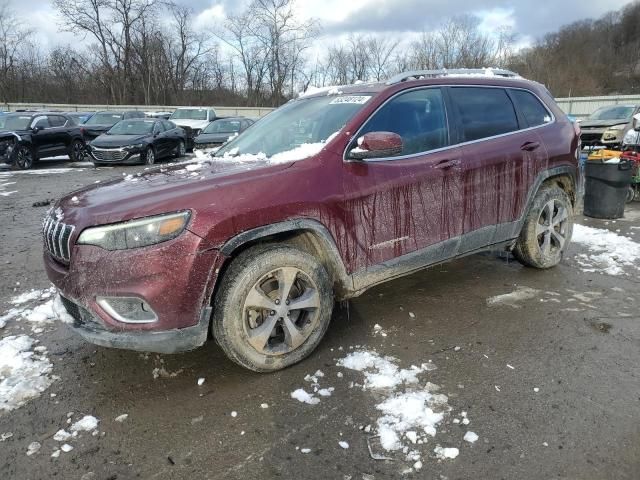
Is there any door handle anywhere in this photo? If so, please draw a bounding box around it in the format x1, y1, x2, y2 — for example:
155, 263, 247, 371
434, 158, 461, 169
521, 141, 540, 151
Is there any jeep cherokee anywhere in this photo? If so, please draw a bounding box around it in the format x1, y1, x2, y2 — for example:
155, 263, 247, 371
44, 69, 582, 372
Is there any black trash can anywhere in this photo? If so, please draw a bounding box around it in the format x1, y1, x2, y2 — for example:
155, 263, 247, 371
584, 159, 634, 219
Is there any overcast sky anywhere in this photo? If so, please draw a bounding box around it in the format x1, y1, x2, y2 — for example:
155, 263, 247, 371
11, 0, 636, 51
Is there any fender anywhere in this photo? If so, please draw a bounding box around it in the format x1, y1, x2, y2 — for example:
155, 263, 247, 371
220, 218, 354, 296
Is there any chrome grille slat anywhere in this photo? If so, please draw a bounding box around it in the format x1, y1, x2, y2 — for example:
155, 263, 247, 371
92, 148, 128, 162
42, 215, 75, 263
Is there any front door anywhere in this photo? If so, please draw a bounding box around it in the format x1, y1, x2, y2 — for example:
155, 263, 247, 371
341, 87, 464, 275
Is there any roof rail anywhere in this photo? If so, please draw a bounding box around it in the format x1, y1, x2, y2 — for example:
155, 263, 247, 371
386, 68, 521, 85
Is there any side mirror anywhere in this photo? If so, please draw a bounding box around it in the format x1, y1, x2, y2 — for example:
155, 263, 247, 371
633, 113, 640, 131
348, 131, 403, 160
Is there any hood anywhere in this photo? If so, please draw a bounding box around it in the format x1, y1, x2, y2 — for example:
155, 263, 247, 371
91, 134, 148, 148
171, 119, 210, 130
55, 159, 293, 233
194, 133, 231, 144
579, 118, 630, 129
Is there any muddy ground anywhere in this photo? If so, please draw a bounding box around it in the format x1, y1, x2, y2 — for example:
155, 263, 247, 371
0, 159, 639, 480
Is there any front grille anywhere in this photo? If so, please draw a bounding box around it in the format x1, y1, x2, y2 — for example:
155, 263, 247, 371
580, 132, 603, 145
91, 148, 128, 162
43, 216, 75, 262
60, 295, 103, 329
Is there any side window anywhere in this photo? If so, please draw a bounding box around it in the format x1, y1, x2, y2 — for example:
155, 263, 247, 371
450, 87, 519, 142
510, 89, 552, 128
153, 122, 164, 134
209, 110, 216, 120
359, 88, 449, 156
48, 115, 66, 127
162, 120, 174, 130
32, 116, 50, 129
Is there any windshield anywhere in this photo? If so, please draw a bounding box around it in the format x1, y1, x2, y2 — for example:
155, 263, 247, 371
203, 119, 241, 134
588, 106, 635, 121
107, 120, 155, 135
85, 112, 123, 126
215, 94, 371, 158
0, 115, 32, 130
170, 109, 208, 120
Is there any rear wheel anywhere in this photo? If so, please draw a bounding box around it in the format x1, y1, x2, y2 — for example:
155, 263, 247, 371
144, 146, 155, 165
626, 185, 636, 203
513, 185, 573, 269
12, 145, 34, 170
212, 245, 333, 372
174, 140, 185, 158
69, 139, 85, 162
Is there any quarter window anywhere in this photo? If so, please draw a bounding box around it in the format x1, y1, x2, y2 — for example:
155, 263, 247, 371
359, 88, 449, 156
450, 87, 519, 142
510, 89, 552, 128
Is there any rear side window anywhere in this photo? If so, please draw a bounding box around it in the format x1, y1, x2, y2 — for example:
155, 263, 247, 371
510, 89, 552, 128
450, 87, 519, 142
48, 115, 66, 127
360, 88, 449, 156
162, 120, 175, 130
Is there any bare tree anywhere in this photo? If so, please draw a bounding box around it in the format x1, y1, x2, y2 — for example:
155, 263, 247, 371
0, 0, 32, 104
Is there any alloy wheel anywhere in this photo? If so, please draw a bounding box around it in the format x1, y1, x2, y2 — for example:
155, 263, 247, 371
145, 147, 155, 165
71, 141, 84, 162
536, 199, 568, 256
14, 146, 33, 170
242, 267, 321, 356
178, 141, 185, 157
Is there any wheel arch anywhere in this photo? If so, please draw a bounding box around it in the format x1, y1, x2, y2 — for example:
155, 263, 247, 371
219, 219, 353, 300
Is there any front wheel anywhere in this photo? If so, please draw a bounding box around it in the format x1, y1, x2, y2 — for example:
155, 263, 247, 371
513, 185, 573, 269
12, 145, 34, 170
143, 146, 155, 165
212, 245, 333, 372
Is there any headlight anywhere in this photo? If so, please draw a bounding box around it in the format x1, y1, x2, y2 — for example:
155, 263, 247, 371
608, 124, 627, 131
77, 211, 190, 250
125, 143, 145, 150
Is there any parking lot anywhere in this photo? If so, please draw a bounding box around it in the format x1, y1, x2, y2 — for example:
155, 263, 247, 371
0, 158, 639, 480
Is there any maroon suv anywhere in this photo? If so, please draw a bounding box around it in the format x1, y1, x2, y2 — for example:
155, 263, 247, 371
44, 69, 582, 372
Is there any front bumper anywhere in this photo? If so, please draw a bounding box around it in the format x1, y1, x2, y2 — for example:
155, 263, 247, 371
55, 294, 211, 353
89, 146, 143, 164
44, 230, 223, 353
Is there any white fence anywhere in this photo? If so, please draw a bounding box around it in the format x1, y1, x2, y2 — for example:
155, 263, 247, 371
1, 103, 275, 118
4, 95, 639, 119
555, 95, 640, 119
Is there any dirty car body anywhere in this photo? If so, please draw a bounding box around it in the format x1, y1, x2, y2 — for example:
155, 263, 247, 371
44, 71, 582, 368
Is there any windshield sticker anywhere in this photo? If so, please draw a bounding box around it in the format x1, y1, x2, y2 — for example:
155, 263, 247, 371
330, 96, 370, 105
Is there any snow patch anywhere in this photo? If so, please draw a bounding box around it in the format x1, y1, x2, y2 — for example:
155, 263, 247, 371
572, 224, 640, 275
290, 388, 320, 405
463, 431, 479, 443
0, 335, 54, 413
434, 445, 459, 459
486, 286, 540, 308
70, 415, 99, 433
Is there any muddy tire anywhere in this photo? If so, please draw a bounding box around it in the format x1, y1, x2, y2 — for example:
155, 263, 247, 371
212, 244, 333, 372
144, 146, 155, 165
69, 139, 85, 162
513, 185, 573, 269
174, 140, 185, 158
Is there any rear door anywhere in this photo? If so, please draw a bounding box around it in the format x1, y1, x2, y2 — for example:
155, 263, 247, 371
447, 86, 549, 252
342, 87, 464, 273
48, 115, 72, 154
162, 120, 180, 151
30, 116, 55, 156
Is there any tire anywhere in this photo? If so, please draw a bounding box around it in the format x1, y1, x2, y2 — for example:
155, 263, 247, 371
174, 140, 186, 158
144, 146, 155, 165
513, 185, 573, 269
68, 139, 85, 162
626, 185, 635, 203
212, 244, 333, 372
11, 145, 34, 170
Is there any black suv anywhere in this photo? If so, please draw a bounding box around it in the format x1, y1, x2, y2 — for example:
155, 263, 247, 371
81, 111, 147, 141
0, 112, 85, 170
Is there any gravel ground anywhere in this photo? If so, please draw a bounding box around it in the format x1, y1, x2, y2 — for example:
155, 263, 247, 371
0, 158, 639, 480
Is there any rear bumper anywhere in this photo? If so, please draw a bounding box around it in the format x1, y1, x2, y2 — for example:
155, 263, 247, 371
55, 294, 211, 354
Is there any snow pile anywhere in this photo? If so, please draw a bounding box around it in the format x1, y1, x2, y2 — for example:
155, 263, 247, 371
0, 335, 54, 413
486, 286, 540, 308
298, 85, 344, 98
572, 224, 640, 275
269, 141, 327, 163
1, 288, 58, 329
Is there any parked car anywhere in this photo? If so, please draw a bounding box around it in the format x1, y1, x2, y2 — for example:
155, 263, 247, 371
193, 117, 254, 150
45, 69, 581, 372
578, 104, 640, 148
0, 112, 85, 169
80, 110, 147, 142
169, 107, 217, 143
88, 119, 187, 166
65, 112, 95, 125
145, 111, 173, 120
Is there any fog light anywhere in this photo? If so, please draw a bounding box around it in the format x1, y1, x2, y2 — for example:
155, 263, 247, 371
96, 296, 158, 323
